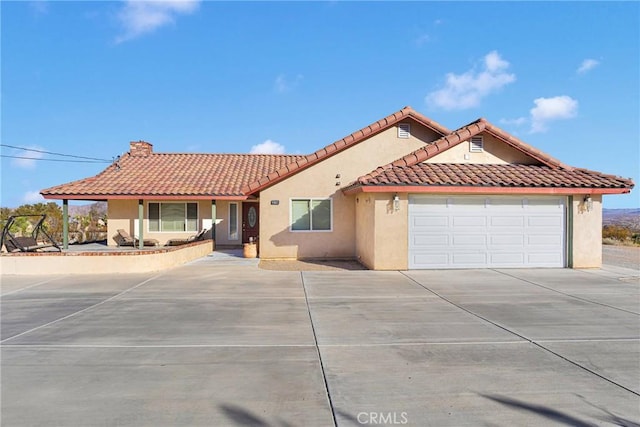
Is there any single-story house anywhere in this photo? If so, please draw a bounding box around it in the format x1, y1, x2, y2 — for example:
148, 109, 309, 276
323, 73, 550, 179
41, 106, 634, 269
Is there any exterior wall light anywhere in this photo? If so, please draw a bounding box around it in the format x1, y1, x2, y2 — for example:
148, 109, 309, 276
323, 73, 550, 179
393, 194, 400, 212
584, 195, 593, 212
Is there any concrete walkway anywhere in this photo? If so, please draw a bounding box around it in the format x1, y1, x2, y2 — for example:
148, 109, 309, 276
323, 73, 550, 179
1, 261, 638, 426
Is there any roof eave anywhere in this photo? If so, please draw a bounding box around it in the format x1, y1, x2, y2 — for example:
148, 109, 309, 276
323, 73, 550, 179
41, 194, 250, 201
343, 185, 632, 196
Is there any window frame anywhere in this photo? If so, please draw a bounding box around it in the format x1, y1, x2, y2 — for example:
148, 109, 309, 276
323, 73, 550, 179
228, 202, 239, 241
147, 201, 199, 233
289, 197, 333, 233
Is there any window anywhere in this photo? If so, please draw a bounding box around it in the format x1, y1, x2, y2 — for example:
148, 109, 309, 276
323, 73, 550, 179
149, 202, 198, 232
398, 123, 411, 139
229, 202, 239, 240
291, 198, 332, 231
470, 136, 484, 153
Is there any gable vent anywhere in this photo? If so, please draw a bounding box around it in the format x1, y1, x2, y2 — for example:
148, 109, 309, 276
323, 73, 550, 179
470, 136, 483, 153
398, 123, 411, 139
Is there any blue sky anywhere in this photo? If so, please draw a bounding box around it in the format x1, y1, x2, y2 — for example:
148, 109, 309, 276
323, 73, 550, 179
2, 1, 638, 209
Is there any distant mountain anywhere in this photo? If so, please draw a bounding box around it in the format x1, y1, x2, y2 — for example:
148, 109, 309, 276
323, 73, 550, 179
603, 208, 640, 231
68, 202, 107, 218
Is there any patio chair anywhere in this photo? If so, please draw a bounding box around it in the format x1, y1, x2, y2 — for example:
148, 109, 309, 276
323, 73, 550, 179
165, 228, 209, 247
115, 229, 159, 247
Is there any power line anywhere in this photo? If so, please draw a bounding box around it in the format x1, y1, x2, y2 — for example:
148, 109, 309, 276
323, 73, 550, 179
0, 144, 113, 162
0, 155, 110, 164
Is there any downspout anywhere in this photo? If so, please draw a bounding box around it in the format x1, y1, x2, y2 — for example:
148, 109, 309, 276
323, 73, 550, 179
211, 199, 216, 251
62, 199, 69, 250
138, 199, 144, 250
567, 196, 573, 268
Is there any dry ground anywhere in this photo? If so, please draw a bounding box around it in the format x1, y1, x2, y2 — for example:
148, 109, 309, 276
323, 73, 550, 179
603, 244, 640, 270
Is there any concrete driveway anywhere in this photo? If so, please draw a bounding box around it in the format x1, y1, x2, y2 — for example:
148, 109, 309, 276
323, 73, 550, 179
1, 257, 639, 426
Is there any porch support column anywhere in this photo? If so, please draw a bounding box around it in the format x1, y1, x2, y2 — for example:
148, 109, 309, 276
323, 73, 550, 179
211, 199, 216, 251
62, 199, 69, 250
567, 195, 573, 268
138, 199, 144, 250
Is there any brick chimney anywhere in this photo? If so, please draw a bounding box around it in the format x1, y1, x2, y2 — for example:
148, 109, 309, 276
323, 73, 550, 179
130, 141, 153, 157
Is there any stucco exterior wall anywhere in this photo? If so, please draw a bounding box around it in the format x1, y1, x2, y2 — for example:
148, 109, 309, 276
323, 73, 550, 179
354, 194, 376, 269
107, 199, 137, 246
372, 193, 408, 270
572, 194, 603, 268
260, 124, 441, 259
425, 132, 538, 165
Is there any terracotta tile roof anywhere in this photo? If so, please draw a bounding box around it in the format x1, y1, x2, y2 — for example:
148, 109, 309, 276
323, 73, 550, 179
241, 106, 450, 195
41, 151, 305, 200
389, 118, 569, 170
350, 163, 634, 190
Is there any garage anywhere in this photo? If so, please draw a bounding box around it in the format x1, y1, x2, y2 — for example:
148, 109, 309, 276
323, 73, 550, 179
408, 195, 566, 269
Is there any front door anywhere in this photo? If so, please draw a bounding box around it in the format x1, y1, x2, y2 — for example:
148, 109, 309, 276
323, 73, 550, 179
242, 202, 259, 243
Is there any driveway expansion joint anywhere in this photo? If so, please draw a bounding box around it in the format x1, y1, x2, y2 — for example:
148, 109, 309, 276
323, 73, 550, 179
300, 272, 338, 427
399, 271, 640, 398
0, 273, 162, 344
491, 269, 640, 316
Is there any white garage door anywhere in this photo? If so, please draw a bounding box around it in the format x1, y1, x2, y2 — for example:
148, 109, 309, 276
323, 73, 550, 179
408, 195, 566, 269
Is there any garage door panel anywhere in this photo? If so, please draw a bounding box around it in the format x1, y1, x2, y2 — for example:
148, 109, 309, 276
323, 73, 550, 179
411, 253, 449, 266
452, 234, 486, 247
528, 216, 563, 227
452, 216, 486, 227
411, 234, 449, 247
409, 196, 565, 269
527, 234, 562, 246
528, 252, 563, 265
452, 253, 488, 265
490, 252, 525, 265
490, 216, 525, 227
489, 234, 524, 246
412, 215, 448, 228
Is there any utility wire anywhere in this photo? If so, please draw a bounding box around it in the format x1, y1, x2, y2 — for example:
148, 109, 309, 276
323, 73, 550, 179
0, 155, 110, 164
0, 144, 112, 162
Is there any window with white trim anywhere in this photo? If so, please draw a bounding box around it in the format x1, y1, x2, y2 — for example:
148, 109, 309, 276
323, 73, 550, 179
470, 136, 484, 153
398, 123, 411, 139
149, 202, 198, 232
229, 202, 239, 240
291, 198, 332, 231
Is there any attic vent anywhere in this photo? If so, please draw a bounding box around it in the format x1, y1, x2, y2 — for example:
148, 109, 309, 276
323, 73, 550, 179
398, 123, 411, 139
470, 136, 483, 153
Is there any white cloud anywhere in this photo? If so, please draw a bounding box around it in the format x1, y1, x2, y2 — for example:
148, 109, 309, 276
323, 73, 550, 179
274, 74, 303, 93
414, 33, 430, 47
425, 50, 516, 110
116, 0, 200, 43
500, 117, 527, 126
29, 1, 49, 15
577, 58, 600, 74
530, 95, 578, 133
23, 191, 45, 203
10, 146, 44, 169
249, 140, 286, 154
